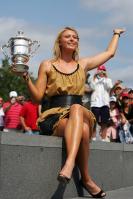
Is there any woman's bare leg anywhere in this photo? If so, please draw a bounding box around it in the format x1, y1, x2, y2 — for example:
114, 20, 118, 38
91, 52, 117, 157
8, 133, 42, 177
55, 104, 83, 178
55, 105, 105, 195
76, 123, 103, 194
76, 122, 90, 181
75, 107, 92, 181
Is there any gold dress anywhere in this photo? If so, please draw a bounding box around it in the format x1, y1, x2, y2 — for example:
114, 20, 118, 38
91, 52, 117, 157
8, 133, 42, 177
37, 64, 95, 136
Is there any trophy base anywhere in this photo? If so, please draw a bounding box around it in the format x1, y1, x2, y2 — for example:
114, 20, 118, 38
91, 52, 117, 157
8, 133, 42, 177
13, 64, 29, 73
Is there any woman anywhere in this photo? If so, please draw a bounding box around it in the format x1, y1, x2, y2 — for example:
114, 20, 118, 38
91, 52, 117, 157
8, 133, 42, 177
13, 27, 125, 198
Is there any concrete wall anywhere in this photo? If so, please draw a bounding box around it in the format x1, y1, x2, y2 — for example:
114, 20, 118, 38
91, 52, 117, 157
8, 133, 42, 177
0, 131, 133, 199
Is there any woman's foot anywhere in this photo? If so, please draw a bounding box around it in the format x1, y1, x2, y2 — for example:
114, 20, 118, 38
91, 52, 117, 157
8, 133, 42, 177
80, 179, 106, 198
57, 161, 75, 183
57, 174, 70, 184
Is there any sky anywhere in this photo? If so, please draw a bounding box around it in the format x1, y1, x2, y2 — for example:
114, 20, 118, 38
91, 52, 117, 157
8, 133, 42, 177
0, 0, 132, 88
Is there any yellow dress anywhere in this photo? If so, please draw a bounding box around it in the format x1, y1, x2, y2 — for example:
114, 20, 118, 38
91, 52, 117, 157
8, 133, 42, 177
37, 64, 95, 136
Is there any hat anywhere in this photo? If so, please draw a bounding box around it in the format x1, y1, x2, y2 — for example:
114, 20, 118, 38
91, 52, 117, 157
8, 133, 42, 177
110, 96, 117, 102
121, 92, 129, 98
114, 84, 123, 90
9, 91, 18, 98
97, 65, 106, 71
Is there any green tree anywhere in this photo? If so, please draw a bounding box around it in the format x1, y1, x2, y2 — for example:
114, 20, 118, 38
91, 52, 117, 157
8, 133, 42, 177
0, 59, 36, 101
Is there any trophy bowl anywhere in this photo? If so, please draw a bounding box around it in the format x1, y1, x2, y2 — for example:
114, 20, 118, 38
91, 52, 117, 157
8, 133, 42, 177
1, 31, 40, 73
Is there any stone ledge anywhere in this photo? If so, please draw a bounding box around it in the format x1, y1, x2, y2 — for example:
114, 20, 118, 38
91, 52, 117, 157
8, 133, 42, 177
1, 131, 131, 152
1, 131, 62, 148
0, 131, 133, 199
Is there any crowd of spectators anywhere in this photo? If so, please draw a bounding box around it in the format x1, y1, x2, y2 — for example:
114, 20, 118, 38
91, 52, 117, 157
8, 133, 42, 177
0, 91, 40, 135
0, 67, 133, 144
84, 65, 133, 144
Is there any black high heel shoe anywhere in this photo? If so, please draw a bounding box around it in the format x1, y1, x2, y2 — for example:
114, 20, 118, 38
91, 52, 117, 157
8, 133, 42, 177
57, 174, 71, 184
79, 179, 106, 198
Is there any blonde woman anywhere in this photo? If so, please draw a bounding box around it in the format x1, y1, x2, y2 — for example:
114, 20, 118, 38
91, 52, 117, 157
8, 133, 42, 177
13, 27, 125, 198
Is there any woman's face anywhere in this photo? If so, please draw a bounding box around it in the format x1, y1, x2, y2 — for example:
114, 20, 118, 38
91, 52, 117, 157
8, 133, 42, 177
97, 70, 106, 77
114, 87, 122, 96
59, 30, 79, 51
110, 101, 116, 109
122, 97, 129, 105
129, 92, 133, 100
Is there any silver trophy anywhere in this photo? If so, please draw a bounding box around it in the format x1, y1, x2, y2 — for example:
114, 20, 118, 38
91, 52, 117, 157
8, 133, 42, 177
1, 31, 40, 72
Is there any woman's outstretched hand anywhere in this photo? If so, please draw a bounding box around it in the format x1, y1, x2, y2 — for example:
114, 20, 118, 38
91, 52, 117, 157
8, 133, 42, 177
11, 65, 29, 81
113, 28, 126, 36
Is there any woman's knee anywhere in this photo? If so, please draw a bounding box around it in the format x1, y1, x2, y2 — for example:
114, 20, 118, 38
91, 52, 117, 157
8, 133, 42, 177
70, 104, 83, 115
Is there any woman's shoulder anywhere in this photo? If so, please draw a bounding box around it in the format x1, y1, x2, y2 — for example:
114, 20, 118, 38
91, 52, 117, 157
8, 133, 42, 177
78, 58, 86, 68
78, 58, 91, 74
39, 59, 53, 73
40, 59, 52, 67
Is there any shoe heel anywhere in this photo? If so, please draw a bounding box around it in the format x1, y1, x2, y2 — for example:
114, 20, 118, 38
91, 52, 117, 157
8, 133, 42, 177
57, 174, 70, 184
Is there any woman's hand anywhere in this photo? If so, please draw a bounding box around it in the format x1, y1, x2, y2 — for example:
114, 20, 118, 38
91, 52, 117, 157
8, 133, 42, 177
113, 28, 126, 36
11, 65, 30, 81
11, 65, 23, 76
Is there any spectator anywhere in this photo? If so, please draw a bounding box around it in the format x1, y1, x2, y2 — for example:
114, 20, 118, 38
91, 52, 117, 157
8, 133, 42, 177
20, 98, 40, 135
82, 72, 92, 109
89, 65, 113, 140
111, 80, 123, 95
3, 91, 22, 132
106, 96, 120, 142
119, 92, 133, 143
128, 89, 133, 105
110, 81, 124, 109
0, 97, 5, 131
17, 95, 26, 105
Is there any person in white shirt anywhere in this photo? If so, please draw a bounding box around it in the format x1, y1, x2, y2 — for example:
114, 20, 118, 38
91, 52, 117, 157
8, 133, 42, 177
89, 65, 113, 140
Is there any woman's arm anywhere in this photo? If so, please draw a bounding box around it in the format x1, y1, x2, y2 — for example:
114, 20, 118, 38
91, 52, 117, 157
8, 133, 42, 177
79, 28, 125, 71
23, 61, 48, 103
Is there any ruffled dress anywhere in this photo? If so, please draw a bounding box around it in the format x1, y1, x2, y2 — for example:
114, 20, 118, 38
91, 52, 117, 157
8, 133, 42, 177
37, 64, 95, 136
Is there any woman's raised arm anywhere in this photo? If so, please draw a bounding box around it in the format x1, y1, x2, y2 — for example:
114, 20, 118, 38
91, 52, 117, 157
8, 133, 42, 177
80, 28, 125, 71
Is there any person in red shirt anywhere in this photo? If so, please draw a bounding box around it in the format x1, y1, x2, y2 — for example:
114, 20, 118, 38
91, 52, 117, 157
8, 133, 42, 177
0, 97, 5, 131
3, 91, 22, 132
17, 95, 26, 105
20, 99, 40, 135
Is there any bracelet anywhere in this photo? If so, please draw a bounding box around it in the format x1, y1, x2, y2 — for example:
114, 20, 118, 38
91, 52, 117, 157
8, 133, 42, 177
113, 32, 120, 37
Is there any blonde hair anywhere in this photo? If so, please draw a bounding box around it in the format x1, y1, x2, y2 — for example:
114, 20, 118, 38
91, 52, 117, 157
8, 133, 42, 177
52, 27, 79, 62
